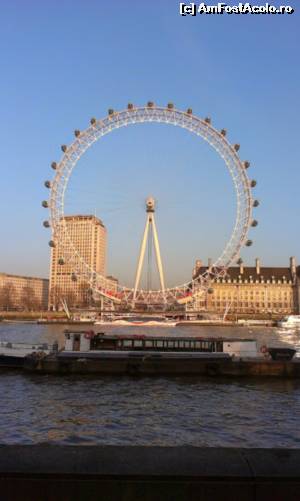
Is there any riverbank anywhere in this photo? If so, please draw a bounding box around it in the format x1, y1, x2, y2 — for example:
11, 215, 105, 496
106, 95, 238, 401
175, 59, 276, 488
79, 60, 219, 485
0, 312, 278, 327
0, 311, 68, 322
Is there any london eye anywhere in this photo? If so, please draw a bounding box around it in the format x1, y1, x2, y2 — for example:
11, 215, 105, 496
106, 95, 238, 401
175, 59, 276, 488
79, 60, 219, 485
42, 103, 258, 307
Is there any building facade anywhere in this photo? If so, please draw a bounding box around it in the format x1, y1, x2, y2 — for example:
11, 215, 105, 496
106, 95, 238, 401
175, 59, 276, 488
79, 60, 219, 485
49, 215, 107, 310
191, 257, 300, 317
0, 273, 49, 311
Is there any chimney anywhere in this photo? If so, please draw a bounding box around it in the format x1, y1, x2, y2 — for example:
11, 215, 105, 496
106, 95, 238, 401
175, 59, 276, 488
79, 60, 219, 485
290, 256, 296, 276
240, 262, 244, 274
193, 259, 202, 279
195, 259, 202, 271
255, 258, 260, 275
208, 258, 212, 270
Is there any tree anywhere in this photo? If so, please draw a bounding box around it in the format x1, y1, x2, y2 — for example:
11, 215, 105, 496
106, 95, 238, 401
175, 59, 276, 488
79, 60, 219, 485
49, 285, 62, 311
78, 281, 91, 308
64, 290, 77, 308
20, 286, 38, 311
0, 283, 16, 311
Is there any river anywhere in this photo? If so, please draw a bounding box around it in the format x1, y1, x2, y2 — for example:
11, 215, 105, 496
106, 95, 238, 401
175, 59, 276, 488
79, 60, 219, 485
0, 322, 300, 447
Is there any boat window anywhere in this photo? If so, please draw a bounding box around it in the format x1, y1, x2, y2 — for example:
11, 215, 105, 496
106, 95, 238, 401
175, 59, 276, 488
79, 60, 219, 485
216, 342, 223, 352
184, 341, 191, 348
156, 340, 164, 348
168, 341, 175, 349
134, 340, 143, 348
178, 340, 185, 348
145, 340, 153, 348
195, 341, 202, 349
73, 335, 80, 352
123, 340, 133, 348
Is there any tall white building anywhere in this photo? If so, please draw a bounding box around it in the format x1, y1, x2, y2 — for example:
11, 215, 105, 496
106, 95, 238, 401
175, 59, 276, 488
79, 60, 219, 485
49, 215, 107, 309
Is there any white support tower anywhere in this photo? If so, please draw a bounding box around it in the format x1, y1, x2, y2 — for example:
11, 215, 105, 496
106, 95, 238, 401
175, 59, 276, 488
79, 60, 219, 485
133, 197, 166, 303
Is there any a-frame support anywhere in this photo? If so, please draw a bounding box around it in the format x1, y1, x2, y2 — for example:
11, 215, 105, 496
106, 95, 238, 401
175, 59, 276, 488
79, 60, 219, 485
133, 197, 165, 303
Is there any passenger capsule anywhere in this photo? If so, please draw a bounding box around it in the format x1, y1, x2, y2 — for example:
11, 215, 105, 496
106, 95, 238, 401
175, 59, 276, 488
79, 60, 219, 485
42, 200, 48, 208
147, 101, 154, 108
71, 273, 77, 282
253, 199, 259, 207
250, 180, 257, 188
44, 180, 51, 189
61, 145, 67, 153
237, 258, 243, 265
204, 117, 211, 124
186, 108, 193, 115
234, 144, 240, 152
48, 240, 56, 248
58, 258, 65, 265
167, 102, 174, 109
127, 103, 134, 110
251, 220, 258, 227
74, 130, 81, 137
244, 161, 250, 169
207, 288, 214, 294
90, 117, 96, 125
245, 240, 253, 247
43, 220, 50, 228
51, 162, 57, 170
108, 109, 114, 115
220, 129, 227, 136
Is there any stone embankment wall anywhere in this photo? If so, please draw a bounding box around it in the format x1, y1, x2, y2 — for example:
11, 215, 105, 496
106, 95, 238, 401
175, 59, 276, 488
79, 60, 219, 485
0, 446, 300, 500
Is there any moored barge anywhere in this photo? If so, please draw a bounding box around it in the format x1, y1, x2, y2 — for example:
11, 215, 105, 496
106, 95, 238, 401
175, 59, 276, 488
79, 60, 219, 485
23, 331, 300, 377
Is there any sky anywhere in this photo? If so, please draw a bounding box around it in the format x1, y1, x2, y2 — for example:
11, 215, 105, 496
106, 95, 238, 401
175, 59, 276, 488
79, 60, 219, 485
0, 0, 299, 288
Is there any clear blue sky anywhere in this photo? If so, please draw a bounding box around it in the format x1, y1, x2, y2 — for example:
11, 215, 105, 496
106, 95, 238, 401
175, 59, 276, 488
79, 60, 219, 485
0, 0, 299, 288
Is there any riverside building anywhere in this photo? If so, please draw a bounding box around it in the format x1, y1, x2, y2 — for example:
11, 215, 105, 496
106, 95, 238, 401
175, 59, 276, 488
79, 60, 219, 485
191, 257, 300, 317
0, 272, 49, 310
48, 215, 107, 310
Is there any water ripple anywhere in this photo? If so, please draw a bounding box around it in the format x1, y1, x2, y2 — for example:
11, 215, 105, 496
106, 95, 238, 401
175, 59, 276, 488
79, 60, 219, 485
1, 323, 300, 446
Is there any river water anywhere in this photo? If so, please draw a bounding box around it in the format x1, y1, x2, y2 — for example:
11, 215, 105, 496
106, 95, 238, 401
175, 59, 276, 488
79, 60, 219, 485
0, 323, 300, 447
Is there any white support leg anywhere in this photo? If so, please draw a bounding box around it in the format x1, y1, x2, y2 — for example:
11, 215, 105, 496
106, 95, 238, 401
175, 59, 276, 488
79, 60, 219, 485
133, 215, 150, 301
151, 214, 166, 295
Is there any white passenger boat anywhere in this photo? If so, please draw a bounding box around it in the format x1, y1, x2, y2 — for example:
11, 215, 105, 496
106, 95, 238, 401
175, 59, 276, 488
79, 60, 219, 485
63, 331, 261, 359
277, 315, 300, 328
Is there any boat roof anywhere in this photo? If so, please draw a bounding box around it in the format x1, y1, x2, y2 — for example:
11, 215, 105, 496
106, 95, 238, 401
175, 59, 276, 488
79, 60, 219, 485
64, 330, 256, 343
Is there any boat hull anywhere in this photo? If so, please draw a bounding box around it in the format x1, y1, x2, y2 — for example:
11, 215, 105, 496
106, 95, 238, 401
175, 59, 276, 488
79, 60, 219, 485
0, 354, 25, 368
24, 352, 300, 378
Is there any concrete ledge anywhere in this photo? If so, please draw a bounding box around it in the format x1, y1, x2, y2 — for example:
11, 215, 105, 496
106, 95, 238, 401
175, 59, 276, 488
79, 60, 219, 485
0, 446, 300, 500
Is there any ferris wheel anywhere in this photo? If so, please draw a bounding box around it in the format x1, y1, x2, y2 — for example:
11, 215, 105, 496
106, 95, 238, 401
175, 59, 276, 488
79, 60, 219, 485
42, 102, 259, 306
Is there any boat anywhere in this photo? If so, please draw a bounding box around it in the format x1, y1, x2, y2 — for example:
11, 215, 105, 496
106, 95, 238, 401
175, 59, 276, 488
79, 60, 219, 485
37, 316, 95, 325
95, 316, 176, 327
23, 331, 300, 377
176, 320, 233, 327
277, 315, 300, 328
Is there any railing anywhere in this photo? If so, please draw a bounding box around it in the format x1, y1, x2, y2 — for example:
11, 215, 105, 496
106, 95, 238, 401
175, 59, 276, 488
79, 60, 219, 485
0, 341, 57, 352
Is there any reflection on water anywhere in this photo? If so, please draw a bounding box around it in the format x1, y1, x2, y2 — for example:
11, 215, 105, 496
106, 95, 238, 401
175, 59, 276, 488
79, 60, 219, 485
0, 323, 300, 446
